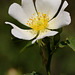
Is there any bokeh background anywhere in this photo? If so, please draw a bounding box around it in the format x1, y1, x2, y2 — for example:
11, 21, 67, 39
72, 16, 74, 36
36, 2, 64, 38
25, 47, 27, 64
0, 0, 75, 75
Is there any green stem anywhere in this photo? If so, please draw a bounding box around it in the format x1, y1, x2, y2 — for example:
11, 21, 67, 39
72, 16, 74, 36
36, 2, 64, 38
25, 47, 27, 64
39, 37, 54, 75
46, 44, 52, 75
46, 38, 53, 75
40, 45, 51, 75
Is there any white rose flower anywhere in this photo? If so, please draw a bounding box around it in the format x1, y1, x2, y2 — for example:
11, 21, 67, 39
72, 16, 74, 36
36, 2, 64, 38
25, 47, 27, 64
5, 0, 71, 44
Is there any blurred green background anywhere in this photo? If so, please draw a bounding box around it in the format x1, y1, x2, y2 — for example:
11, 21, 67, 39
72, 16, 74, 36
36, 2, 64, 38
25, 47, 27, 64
0, 0, 75, 75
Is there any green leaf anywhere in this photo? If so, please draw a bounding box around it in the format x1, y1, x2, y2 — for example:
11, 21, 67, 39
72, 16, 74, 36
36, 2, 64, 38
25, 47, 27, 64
59, 41, 67, 48
57, 28, 63, 33
66, 37, 75, 51
20, 41, 33, 53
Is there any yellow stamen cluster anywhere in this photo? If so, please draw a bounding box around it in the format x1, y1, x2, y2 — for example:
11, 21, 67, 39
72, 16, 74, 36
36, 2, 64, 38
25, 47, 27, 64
27, 12, 49, 31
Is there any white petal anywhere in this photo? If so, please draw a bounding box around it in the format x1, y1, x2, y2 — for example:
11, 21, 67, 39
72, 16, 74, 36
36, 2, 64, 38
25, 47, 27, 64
48, 1, 71, 29
5, 22, 37, 40
32, 29, 58, 44
22, 0, 37, 18
36, 0, 61, 20
8, 3, 30, 27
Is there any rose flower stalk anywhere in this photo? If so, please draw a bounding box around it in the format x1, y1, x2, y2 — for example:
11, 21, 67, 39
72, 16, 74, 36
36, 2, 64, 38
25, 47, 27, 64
5, 0, 71, 44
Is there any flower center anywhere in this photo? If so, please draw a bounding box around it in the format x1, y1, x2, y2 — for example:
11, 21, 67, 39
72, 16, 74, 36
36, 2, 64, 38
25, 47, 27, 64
27, 12, 49, 31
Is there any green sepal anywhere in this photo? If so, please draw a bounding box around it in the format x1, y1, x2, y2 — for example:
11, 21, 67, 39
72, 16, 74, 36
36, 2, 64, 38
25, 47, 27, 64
49, 33, 60, 51
20, 41, 33, 53
37, 39, 45, 47
50, 28, 62, 50
54, 28, 62, 45
54, 33, 60, 45
57, 28, 62, 33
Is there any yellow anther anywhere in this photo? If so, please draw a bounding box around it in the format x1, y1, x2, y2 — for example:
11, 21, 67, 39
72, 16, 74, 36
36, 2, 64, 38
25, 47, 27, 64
33, 14, 35, 16
27, 20, 29, 22
27, 12, 49, 31
34, 18, 36, 20
31, 16, 33, 18
27, 23, 28, 25
38, 12, 40, 15
29, 18, 32, 20
38, 18, 40, 20
29, 23, 31, 25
